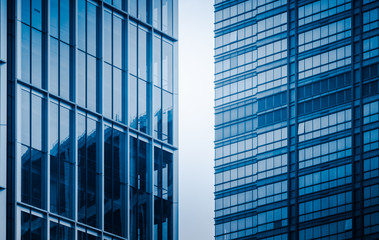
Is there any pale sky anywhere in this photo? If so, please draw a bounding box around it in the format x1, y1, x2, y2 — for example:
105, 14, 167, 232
178, 0, 215, 239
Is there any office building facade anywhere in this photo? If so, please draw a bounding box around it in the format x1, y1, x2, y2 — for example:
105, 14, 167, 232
2, 0, 178, 239
214, 0, 379, 239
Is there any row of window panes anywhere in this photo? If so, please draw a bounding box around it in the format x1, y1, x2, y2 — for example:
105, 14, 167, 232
215, 137, 254, 167
257, 127, 287, 154
299, 191, 352, 222
298, 45, 351, 80
215, 180, 287, 217
215, 102, 253, 126
256, 12, 287, 40
298, 88, 352, 115
363, 128, 379, 152
364, 212, 379, 235
363, 100, 379, 124
298, 108, 351, 142
298, 18, 351, 53
298, 164, 352, 196
256, 65, 287, 93
363, 36, 379, 60
298, 0, 351, 26
258, 107, 287, 127
257, 38, 287, 67
258, 91, 287, 112
364, 156, 379, 180
215, 119, 253, 141
364, 184, 379, 208
299, 218, 352, 240
215, 154, 287, 192
297, 71, 352, 101
215, 207, 287, 237
215, 77, 253, 106
363, 8, 379, 32
298, 136, 352, 169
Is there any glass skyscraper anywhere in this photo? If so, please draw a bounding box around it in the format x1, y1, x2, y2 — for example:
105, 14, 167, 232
214, 0, 379, 239
2, 0, 178, 239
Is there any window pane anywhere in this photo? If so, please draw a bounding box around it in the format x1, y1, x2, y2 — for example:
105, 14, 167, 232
113, 68, 122, 122
113, 15, 122, 68
21, 0, 30, 25
153, 0, 161, 29
103, 11, 112, 64
21, 24, 30, 83
153, 36, 161, 87
87, 2, 97, 56
162, 40, 173, 92
103, 63, 112, 118
21, 89, 30, 146
31, 0, 42, 30
78, 0, 86, 50
77, 51, 86, 107
162, 0, 173, 35
87, 55, 97, 111
138, 79, 148, 133
60, 42, 70, 100
49, 38, 59, 95
128, 23, 137, 76
50, 0, 59, 38
128, 75, 137, 128
138, 27, 149, 80
162, 91, 173, 143
154, 86, 162, 139
31, 93, 42, 151
60, 0, 70, 43
31, 29, 42, 88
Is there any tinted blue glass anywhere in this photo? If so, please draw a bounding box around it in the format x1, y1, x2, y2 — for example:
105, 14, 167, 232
162, 91, 173, 143
31, 93, 42, 151
104, 125, 113, 234
31, 149, 43, 208
113, 68, 122, 122
153, 0, 162, 29
103, 10, 112, 64
21, 145, 31, 204
128, 75, 137, 128
138, 28, 148, 80
162, 40, 173, 92
49, 38, 59, 95
50, 0, 59, 37
49, 102, 59, 214
77, 114, 86, 224
138, 0, 148, 23
60, 42, 70, 100
60, 0, 70, 43
21, 0, 30, 25
31, 29, 42, 88
128, 23, 137, 76
113, 15, 122, 68
154, 86, 162, 139
129, 0, 137, 17
31, 0, 42, 30
103, 63, 112, 118
21, 89, 30, 146
87, 55, 97, 111
139, 79, 148, 133
153, 35, 161, 87
162, 0, 172, 35
77, 51, 86, 107
87, 2, 97, 56
21, 24, 30, 83
77, 0, 86, 50
86, 117, 98, 227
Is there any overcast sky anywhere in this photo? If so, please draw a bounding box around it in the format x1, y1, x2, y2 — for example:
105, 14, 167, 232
178, 0, 215, 239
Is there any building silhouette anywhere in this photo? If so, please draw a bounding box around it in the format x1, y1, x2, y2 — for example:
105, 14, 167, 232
0, 0, 178, 239
214, 0, 379, 239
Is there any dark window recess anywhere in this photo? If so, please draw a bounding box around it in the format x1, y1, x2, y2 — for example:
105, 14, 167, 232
363, 62, 379, 80
298, 89, 352, 115
363, 80, 379, 97
298, 72, 352, 100
258, 92, 287, 112
258, 108, 287, 127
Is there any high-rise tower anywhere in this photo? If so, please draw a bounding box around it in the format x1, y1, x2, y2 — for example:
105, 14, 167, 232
3, 0, 178, 239
214, 0, 379, 239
